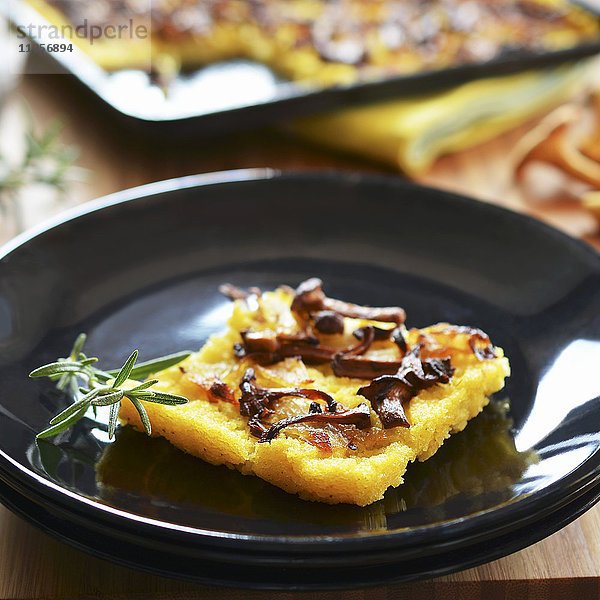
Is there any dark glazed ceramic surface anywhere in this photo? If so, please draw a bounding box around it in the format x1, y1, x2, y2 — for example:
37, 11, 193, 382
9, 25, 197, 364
0, 170, 598, 587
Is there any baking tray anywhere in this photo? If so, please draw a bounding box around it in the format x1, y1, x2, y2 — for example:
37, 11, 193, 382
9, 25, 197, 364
5, 0, 600, 134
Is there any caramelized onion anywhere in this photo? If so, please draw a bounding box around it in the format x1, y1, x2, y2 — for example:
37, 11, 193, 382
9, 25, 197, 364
417, 325, 496, 361
187, 374, 237, 404
239, 368, 339, 437
261, 403, 372, 442
305, 430, 333, 453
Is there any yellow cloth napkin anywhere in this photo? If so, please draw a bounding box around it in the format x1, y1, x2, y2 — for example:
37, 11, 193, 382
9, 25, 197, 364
290, 64, 591, 176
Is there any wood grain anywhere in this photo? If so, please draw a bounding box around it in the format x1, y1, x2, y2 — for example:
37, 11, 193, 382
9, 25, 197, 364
0, 72, 598, 599
0, 503, 598, 599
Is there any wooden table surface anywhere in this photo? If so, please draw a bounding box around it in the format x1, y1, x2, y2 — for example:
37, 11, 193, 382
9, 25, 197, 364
0, 71, 598, 599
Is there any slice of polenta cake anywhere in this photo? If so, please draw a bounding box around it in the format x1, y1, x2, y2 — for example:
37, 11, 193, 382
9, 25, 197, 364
119, 279, 509, 506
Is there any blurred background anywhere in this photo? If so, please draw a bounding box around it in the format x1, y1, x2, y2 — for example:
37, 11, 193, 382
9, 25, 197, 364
1, 0, 600, 249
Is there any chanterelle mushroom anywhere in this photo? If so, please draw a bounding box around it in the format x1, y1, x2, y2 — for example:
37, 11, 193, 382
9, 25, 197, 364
358, 345, 455, 428
581, 91, 600, 163
292, 278, 406, 324
514, 105, 600, 189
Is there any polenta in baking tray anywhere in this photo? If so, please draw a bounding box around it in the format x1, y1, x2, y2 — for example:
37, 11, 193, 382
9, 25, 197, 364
24, 0, 600, 86
32, 279, 510, 506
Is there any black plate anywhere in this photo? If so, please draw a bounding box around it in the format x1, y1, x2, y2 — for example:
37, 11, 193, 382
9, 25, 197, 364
0, 170, 598, 588
5, 1, 600, 134
0, 473, 598, 590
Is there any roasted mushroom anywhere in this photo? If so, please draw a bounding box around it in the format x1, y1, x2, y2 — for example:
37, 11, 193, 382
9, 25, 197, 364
261, 403, 372, 442
358, 345, 455, 428
239, 368, 340, 437
292, 278, 406, 324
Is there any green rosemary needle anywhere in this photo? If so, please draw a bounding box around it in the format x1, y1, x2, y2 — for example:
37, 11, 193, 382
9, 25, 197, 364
30, 334, 191, 440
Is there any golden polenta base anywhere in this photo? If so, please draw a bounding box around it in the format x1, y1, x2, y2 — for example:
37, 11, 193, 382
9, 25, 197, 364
119, 289, 509, 506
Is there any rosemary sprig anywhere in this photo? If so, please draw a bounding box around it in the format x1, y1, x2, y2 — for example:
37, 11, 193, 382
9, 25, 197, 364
105, 351, 193, 381
0, 117, 81, 195
30, 334, 191, 440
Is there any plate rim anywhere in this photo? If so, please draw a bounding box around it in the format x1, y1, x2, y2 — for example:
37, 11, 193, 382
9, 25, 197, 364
1, 473, 598, 589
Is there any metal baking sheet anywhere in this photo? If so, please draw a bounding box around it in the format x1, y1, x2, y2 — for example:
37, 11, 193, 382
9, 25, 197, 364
5, 0, 600, 134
